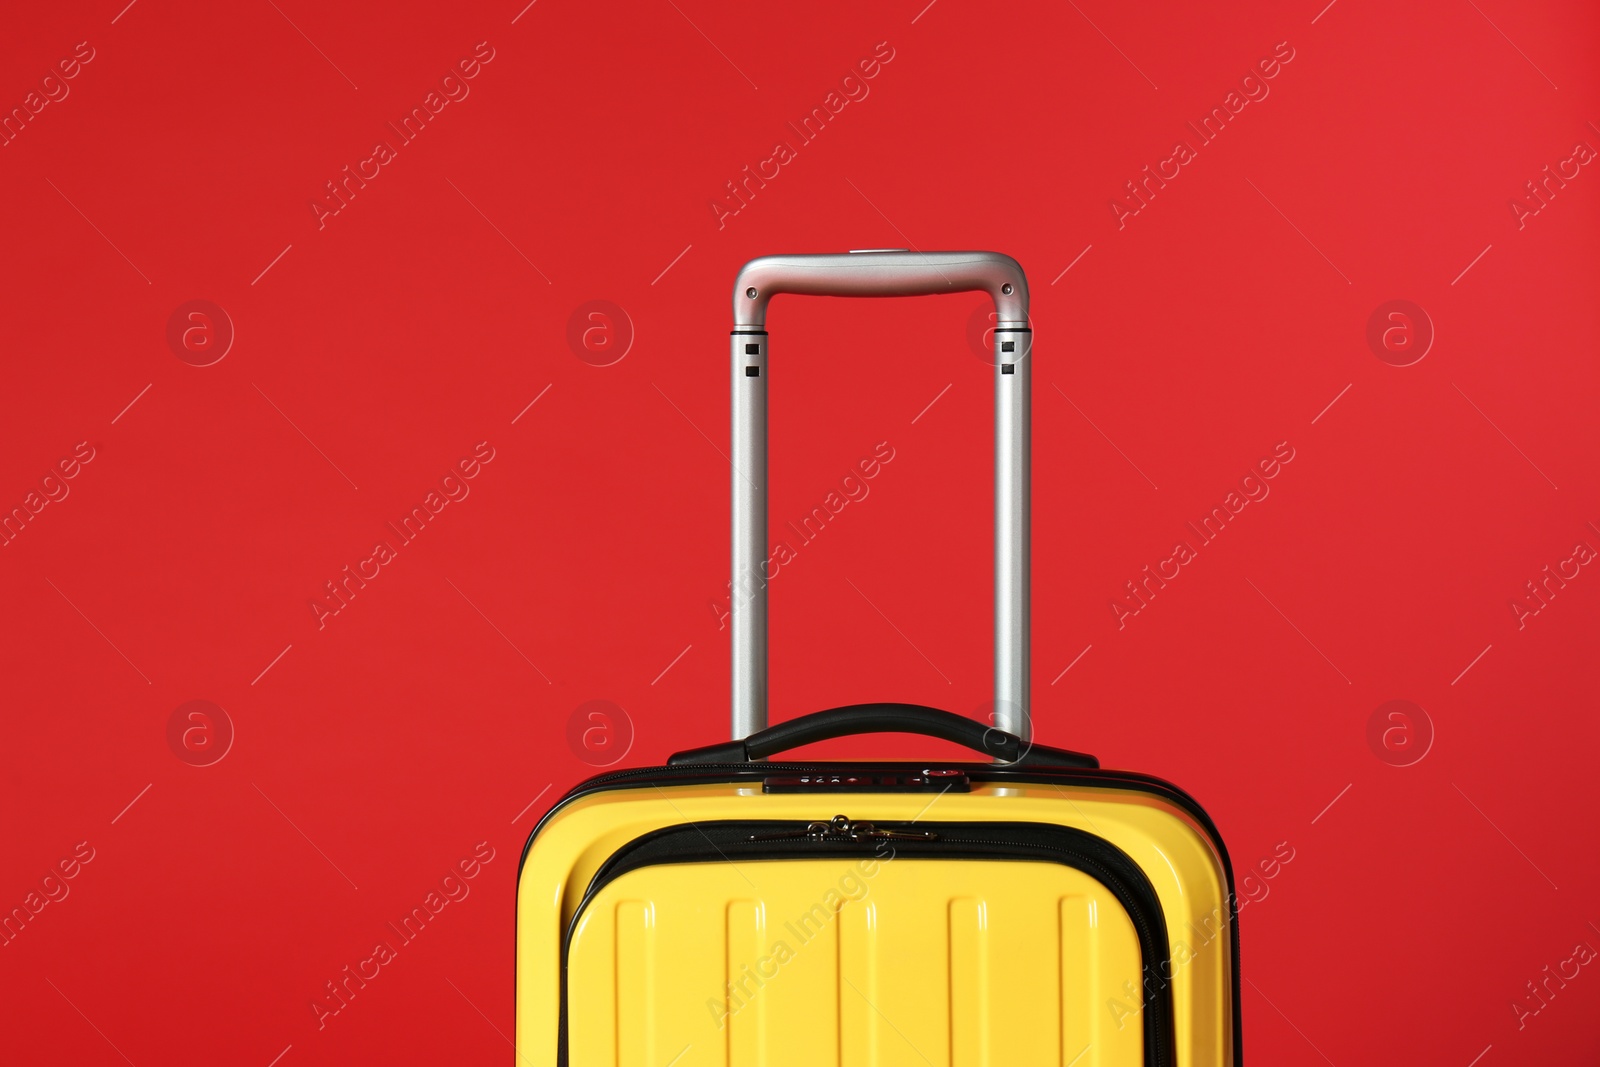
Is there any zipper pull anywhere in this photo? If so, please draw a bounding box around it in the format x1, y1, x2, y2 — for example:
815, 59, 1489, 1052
851, 822, 940, 842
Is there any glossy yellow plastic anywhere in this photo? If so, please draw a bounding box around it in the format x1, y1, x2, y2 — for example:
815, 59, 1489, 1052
516, 780, 1234, 1066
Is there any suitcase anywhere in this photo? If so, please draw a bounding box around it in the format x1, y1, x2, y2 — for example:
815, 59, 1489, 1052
517, 250, 1241, 1066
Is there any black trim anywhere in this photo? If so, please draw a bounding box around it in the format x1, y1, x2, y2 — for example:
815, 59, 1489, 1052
519, 760, 1243, 1066
730, 328, 770, 335
558, 820, 1177, 1067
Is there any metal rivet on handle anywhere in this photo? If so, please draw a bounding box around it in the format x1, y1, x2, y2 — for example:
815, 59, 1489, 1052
746, 287, 758, 299
1001, 283, 1013, 295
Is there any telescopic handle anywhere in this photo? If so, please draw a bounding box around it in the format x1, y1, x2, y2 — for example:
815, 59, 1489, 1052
730, 249, 1032, 742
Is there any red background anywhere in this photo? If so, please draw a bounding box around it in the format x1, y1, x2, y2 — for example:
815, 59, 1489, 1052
2, 0, 1596, 1064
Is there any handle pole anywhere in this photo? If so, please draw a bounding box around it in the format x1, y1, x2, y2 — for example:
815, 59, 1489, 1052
731, 327, 768, 741
994, 329, 1030, 739
729, 250, 1032, 741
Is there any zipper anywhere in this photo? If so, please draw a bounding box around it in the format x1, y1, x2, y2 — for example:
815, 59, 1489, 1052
749, 813, 941, 842
559, 818, 1176, 1067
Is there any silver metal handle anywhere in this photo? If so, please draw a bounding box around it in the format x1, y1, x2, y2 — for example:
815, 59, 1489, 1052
733, 250, 1029, 329
729, 250, 1031, 741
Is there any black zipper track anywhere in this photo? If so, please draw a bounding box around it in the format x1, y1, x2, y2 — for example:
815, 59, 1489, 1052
557, 819, 1176, 1067
523, 760, 1243, 1066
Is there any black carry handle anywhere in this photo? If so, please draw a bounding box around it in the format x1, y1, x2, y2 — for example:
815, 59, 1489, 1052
668, 703, 1098, 769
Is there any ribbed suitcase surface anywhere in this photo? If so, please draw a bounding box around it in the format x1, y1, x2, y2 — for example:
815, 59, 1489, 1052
567, 858, 1144, 1066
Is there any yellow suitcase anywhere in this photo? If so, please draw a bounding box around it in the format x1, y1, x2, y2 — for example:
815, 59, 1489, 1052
517, 253, 1240, 1066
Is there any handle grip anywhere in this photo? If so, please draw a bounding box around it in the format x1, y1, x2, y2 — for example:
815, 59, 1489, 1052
733, 250, 1029, 328
672, 703, 1097, 769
